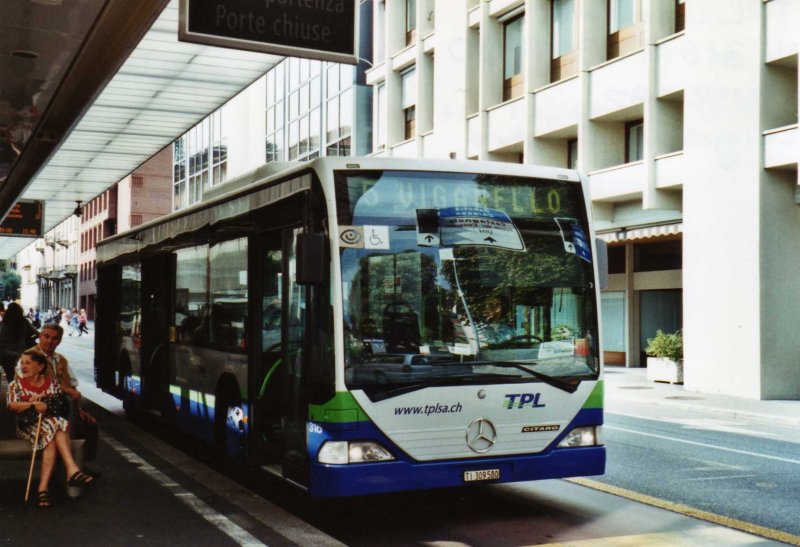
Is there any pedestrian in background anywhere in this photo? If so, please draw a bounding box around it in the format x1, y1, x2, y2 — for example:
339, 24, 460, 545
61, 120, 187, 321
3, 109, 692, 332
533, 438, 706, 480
0, 302, 38, 383
68, 308, 79, 336
60, 308, 70, 332
78, 309, 89, 337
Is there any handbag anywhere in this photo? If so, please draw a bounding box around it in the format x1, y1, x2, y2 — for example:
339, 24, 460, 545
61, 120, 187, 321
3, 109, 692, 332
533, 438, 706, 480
42, 393, 70, 419
15, 406, 39, 428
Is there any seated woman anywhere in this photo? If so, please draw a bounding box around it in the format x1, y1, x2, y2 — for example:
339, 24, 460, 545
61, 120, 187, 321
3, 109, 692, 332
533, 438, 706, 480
6, 349, 94, 508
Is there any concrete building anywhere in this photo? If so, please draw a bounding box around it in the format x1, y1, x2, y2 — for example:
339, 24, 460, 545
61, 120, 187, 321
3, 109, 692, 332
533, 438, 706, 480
366, 0, 800, 400
15, 215, 79, 315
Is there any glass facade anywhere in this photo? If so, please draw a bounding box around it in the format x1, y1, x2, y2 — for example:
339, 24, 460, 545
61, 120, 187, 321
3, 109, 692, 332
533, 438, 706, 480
174, 55, 363, 211
266, 58, 355, 163
172, 110, 227, 211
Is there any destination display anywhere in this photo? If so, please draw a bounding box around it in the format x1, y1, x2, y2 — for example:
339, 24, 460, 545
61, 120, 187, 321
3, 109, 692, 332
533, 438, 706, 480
0, 200, 44, 237
344, 172, 582, 221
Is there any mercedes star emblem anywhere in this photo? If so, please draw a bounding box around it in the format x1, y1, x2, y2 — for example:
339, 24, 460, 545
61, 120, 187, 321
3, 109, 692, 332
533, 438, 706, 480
466, 418, 497, 453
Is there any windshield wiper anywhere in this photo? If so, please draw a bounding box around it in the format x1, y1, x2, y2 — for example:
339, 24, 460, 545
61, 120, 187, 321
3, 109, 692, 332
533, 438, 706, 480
367, 373, 524, 402
477, 361, 579, 393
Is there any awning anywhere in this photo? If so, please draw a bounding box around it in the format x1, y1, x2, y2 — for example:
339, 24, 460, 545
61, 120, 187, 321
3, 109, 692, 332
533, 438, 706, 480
599, 223, 683, 243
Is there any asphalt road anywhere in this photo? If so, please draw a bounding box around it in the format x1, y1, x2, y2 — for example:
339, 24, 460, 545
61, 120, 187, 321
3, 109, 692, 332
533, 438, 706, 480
598, 410, 800, 537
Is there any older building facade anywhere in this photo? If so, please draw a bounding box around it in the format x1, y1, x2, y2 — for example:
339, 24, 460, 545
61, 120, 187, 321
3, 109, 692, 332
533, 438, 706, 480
79, 148, 172, 319
367, 0, 800, 400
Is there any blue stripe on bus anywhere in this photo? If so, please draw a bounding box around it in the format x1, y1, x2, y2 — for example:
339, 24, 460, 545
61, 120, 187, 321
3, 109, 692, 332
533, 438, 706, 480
307, 408, 605, 497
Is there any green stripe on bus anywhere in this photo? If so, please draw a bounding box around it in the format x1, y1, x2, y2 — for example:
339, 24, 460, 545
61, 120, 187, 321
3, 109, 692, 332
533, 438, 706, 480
309, 392, 370, 423
582, 381, 603, 409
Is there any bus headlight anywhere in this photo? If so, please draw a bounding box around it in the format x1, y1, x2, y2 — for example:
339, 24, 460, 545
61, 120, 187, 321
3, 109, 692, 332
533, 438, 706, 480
318, 441, 395, 464
557, 426, 603, 448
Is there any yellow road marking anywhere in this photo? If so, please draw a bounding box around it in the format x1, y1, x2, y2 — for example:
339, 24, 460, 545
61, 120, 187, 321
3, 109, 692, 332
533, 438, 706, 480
566, 477, 800, 546
527, 528, 782, 546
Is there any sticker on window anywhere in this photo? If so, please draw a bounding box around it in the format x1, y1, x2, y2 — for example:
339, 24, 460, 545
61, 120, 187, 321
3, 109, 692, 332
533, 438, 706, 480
364, 225, 390, 250
437, 207, 525, 251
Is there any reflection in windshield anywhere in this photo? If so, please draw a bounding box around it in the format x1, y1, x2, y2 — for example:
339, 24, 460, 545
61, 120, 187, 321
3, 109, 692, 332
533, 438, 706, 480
336, 170, 599, 398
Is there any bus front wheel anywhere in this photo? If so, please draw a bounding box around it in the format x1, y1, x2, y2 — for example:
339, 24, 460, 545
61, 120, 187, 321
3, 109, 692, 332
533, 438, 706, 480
214, 381, 244, 462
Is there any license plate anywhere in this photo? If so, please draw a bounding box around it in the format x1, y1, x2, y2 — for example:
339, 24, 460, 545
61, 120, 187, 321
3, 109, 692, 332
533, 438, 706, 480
463, 468, 500, 482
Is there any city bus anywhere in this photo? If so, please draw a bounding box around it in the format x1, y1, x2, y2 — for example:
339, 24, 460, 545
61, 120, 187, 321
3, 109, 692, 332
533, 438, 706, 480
94, 157, 606, 497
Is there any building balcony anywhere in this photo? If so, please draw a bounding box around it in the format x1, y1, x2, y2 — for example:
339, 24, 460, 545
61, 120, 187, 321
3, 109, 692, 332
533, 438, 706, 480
589, 50, 646, 120
654, 151, 685, 189
765, 0, 800, 63
534, 76, 580, 137
588, 161, 645, 202
656, 33, 687, 98
64, 264, 78, 277
764, 124, 798, 170
391, 42, 417, 72
487, 96, 525, 153
390, 138, 417, 157
365, 61, 387, 86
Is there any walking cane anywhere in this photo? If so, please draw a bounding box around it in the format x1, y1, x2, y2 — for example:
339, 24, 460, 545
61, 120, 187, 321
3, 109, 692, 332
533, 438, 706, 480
24, 412, 44, 503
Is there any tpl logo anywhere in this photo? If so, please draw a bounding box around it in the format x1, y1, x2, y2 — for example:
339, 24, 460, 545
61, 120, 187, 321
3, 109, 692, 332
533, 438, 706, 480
504, 393, 546, 409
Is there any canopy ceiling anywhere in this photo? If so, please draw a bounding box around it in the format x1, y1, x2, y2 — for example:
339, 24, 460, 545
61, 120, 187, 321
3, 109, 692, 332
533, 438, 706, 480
0, 0, 283, 258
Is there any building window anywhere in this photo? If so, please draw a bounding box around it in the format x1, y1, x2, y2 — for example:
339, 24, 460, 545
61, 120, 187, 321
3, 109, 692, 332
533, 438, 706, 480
325, 64, 353, 157
625, 120, 643, 163
608, 0, 642, 60
502, 13, 524, 101
406, 0, 417, 44
265, 62, 286, 163
551, 0, 577, 82
675, 0, 685, 33
130, 214, 143, 227
634, 240, 682, 272
401, 67, 417, 140
210, 110, 227, 185
376, 84, 386, 151
567, 138, 578, 169
131, 175, 144, 188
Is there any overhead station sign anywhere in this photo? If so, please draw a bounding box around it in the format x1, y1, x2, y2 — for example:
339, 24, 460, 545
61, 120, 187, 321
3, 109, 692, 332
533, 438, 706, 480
0, 200, 44, 238
179, 0, 358, 64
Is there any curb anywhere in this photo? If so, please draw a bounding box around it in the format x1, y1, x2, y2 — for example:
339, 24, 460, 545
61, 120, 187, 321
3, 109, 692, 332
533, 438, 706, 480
608, 392, 800, 428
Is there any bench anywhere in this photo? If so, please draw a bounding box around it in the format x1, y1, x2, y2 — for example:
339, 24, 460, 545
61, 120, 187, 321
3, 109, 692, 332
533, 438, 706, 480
0, 438, 86, 498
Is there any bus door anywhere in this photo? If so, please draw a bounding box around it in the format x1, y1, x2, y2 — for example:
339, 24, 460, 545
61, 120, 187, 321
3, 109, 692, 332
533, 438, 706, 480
281, 228, 312, 484
140, 254, 173, 414
95, 264, 121, 394
251, 229, 314, 485
251, 232, 284, 463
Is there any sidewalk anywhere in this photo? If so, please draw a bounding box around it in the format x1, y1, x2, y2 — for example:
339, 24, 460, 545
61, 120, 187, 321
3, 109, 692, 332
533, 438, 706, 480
604, 366, 800, 428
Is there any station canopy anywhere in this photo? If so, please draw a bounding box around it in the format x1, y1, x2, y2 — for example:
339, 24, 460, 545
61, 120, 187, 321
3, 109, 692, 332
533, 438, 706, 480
0, 0, 284, 259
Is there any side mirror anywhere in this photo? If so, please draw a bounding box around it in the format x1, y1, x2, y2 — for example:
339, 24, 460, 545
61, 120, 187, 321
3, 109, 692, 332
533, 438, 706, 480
297, 232, 326, 285
595, 237, 608, 290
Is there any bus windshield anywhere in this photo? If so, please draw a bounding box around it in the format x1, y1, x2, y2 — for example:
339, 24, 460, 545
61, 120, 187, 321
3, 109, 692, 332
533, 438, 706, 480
336, 170, 599, 400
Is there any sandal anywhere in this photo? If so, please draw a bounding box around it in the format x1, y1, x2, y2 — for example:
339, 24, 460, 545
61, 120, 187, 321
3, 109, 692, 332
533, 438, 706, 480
37, 491, 50, 508
67, 471, 94, 487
